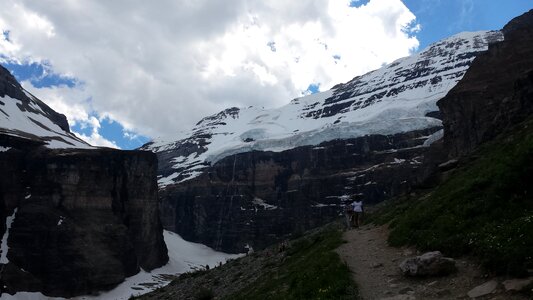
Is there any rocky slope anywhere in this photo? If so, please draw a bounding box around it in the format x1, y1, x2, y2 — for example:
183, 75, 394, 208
0, 67, 168, 297
438, 9, 533, 157
143, 30, 503, 253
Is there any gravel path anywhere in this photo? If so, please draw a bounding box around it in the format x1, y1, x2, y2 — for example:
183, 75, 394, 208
336, 224, 528, 300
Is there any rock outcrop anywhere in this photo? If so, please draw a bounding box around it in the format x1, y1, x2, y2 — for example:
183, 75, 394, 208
0, 141, 168, 297
438, 9, 533, 157
399, 251, 456, 277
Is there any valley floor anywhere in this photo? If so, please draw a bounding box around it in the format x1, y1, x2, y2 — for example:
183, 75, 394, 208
337, 224, 530, 300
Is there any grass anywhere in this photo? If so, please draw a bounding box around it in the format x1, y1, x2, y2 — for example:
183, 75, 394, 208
377, 119, 533, 276
223, 224, 358, 300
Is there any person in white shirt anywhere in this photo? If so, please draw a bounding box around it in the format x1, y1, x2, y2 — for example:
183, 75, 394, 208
351, 195, 364, 228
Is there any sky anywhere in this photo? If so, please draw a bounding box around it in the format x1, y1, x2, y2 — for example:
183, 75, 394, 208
0, 0, 530, 149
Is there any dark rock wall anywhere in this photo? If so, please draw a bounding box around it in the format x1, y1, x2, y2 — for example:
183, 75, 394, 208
438, 10, 533, 157
160, 128, 440, 253
0, 143, 168, 297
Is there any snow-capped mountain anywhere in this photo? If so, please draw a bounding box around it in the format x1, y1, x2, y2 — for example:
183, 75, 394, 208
142, 30, 503, 188
0, 65, 90, 149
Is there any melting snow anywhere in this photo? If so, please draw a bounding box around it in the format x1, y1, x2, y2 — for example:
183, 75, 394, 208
157, 172, 179, 188
422, 129, 444, 147
0, 208, 18, 264
252, 197, 278, 210
0, 230, 243, 300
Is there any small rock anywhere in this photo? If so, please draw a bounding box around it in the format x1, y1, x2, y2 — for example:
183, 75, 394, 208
399, 287, 414, 294
467, 280, 498, 298
389, 283, 399, 288
502, 278, 533, 292
399, 251, 456, 277
427, 281, 438, 286
435, 288, 451, 297
402, 249, 414, 256
372, 262, 384, 268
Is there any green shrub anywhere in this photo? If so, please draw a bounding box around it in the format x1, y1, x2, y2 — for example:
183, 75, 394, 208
224, 224, 358, 300
194, 287, 214, 300
384, 119, 533, 276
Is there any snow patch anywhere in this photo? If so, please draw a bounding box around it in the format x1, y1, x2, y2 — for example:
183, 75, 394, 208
0, 95, 92, 149
0, 230, 243, 300
0, 146, 11, 152
422, 129, 444, 147
252, 197, 278, 210
0, 208, 18, 264
157, 172, 179, 188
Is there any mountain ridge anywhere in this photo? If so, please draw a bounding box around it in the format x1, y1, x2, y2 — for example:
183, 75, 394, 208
0, 65, 90, 149
142, 30, 503, 189
142, 29, 506, 253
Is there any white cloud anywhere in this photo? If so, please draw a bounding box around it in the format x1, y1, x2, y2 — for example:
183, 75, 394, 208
20, 81, 120, 148
74, 130, 119, 149
0, 0, 419, 140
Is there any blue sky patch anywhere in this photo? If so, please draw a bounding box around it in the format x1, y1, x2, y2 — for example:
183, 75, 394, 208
72, 115, 150, 149
349, 0, 370, 8
267, 41, 276, 52
402, 0, 532, 50
4, 61, 77, 88
71, 122, 93, 137
306, 83, 320, 94
2, 30, 11, 42
98, 117, 149, 149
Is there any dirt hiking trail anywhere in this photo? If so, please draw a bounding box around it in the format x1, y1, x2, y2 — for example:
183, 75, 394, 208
336, 224, 529, 300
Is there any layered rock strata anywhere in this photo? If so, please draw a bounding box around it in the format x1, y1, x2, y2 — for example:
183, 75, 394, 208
0, 138, 168, 297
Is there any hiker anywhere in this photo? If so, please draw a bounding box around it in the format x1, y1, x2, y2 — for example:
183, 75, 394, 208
344, 199, 354, 230
351, 195, 364, 228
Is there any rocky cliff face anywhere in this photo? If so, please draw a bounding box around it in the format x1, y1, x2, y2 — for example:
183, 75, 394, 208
144, 31, 503, 253
0, 65, 168, 297
0, 140, 168, 297
160, 128, 438, 253
438, 10, 533, 157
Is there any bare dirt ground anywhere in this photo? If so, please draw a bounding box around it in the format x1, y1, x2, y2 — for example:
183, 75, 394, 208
336, 224, 529, 300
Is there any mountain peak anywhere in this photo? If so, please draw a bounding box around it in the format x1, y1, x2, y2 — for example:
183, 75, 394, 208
143, 30, 502, 188
0, 64, 91, 148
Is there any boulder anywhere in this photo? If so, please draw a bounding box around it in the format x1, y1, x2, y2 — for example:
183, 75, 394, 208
399, 251, 456, 277
467, 280, 498, 298
502, 278, 533, 292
